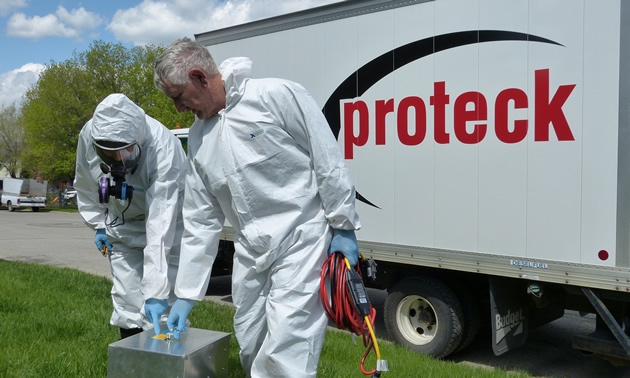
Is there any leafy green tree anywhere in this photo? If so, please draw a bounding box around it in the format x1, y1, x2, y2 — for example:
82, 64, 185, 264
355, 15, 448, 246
20, 40, 193, 183
0, 104, 24, 178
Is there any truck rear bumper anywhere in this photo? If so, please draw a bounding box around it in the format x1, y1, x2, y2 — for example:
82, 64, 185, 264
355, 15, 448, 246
18, 201, 46, 207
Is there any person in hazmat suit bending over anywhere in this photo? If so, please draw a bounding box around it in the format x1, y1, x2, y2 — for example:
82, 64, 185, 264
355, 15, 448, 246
152, 37, 361, 377
74, 93, 186, 339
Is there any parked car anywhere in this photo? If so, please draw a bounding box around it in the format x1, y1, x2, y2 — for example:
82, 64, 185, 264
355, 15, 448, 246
63, 188, 77, 201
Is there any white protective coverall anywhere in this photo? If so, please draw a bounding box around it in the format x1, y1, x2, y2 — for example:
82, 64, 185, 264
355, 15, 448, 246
175, 57, 361, 377
74, 94, 186, 330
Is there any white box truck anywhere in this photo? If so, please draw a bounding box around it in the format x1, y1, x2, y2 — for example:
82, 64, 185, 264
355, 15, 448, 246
1, 177, 48, 212
190, 0, 630, 362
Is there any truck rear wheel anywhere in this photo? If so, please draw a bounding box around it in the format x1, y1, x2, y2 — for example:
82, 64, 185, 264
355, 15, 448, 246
384, 277, 464, 359
7, 201, 14, 212
453, 286, 481, 353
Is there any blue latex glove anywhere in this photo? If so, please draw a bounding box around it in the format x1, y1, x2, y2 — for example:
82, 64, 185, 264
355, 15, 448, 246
166, 299, 195, 339
329, 228, 360, 267
94, 229, 113, 256
145, 298, 168, 335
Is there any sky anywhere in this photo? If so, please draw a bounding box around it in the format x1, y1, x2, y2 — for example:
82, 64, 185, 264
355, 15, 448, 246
0, 0, 343, 108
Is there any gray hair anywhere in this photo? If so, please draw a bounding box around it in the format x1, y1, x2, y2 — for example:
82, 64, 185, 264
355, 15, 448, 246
154, 37, 219, 92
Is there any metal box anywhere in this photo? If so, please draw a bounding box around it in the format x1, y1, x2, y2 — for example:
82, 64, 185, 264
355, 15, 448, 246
107, 328, 231, 377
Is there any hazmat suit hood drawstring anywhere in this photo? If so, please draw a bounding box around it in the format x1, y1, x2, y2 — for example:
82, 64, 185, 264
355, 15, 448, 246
219, 57, 252, 107
91, 93, 147, 146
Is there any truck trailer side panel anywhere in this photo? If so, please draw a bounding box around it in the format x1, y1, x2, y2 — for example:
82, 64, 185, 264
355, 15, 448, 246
195, 0, 630, 360
199, 0, 624, 267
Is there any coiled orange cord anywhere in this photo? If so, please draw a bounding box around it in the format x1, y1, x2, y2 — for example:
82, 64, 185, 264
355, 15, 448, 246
320, 253, 382, 375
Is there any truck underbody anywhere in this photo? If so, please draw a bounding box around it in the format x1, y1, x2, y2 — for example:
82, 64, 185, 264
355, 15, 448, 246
214, 230, 630, 363
361, 253, 630, 364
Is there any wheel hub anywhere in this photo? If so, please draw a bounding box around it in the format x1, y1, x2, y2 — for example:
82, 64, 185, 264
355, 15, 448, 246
397, 295, 438, 345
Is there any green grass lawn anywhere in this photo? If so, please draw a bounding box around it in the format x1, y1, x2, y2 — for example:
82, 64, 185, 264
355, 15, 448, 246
0, 260, 529, 377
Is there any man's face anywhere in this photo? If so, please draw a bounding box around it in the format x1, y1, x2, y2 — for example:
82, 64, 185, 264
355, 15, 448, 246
162, 70, 225, 120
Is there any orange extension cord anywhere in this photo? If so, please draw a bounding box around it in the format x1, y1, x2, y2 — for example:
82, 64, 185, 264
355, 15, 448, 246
320, 252, 382, 376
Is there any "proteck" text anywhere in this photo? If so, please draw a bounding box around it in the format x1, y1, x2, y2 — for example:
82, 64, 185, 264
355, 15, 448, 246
342, 69, 576, 159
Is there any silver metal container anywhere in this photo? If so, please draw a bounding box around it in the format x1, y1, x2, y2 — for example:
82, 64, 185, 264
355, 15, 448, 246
107, 328, 231, 377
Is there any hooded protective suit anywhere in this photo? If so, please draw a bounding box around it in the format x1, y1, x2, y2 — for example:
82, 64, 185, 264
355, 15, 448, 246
175, 58, 361, 377
74, 94, 186, 330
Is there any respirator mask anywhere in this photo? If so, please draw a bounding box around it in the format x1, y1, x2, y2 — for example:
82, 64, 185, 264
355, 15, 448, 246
93, 140, 141, 226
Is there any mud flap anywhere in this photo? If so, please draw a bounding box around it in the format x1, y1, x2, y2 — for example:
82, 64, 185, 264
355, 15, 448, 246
489, 277, 529, 356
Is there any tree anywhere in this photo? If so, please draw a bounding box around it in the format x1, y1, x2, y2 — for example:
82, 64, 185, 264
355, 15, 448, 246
0, 104, 25, 178
20, 40, 193, 183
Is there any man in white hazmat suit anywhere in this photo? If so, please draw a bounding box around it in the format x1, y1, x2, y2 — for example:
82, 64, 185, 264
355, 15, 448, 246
74, 93, 186, 339
152, 37, 361, 377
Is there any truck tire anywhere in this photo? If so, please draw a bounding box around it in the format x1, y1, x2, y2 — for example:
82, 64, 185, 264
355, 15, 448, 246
32, 207, 40, 212
384, 277, 464, 359
453, 286, 481, 353
7, 201, 14, 212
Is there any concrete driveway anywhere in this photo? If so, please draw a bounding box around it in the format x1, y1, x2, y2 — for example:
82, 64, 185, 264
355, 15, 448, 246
0, 209, 110, 277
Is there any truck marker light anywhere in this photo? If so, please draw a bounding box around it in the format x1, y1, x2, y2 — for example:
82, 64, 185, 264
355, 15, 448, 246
599, 250, 609, 261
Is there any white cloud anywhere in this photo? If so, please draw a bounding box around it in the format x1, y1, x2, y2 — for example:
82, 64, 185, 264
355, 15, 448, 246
56, 6, 104, 31
107, 1, 197, 46
0, 63, 45, 108
0, 0, 26, 17
7, 13, 77, 39
6, 6, 103, 40
108, 0, 342, 46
